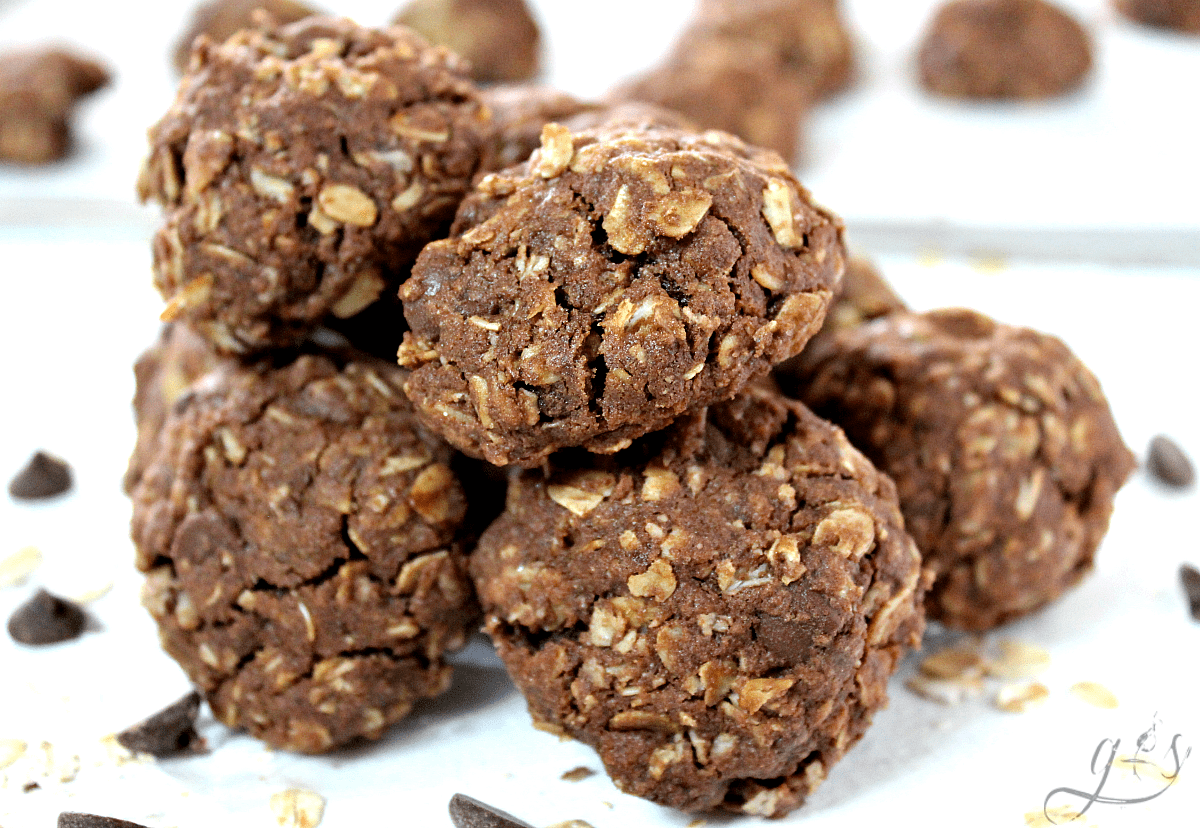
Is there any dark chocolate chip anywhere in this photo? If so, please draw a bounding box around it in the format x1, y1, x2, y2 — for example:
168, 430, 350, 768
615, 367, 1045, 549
1181, 564, 1200, 622
59, 813, 151, 828
755, 614, 816, 663
449, 793, 536, 828
8, 451, 73, 500
116, 691, 206, 757
1148, 435, 1194, 488
7, 589, 88, 645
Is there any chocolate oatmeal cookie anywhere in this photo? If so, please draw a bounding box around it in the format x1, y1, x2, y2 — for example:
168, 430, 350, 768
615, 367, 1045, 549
783, 308, 1134, 630
125, 324, 228, 493
609, 35, 813, 164
1115, 0, 1200, 34
0, 47, 110, 165
690, 0, 856, 99
918, 0, 1093, 99
173, 0, 320, 73
398, 123, 845, 467
393, 0, 541, 84
139, 16, 492, 354
131, 353, 478, 752
472, 383, 926, 816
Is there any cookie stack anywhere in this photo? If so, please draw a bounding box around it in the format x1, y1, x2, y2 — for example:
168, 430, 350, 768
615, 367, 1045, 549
127, 13, 1132, 820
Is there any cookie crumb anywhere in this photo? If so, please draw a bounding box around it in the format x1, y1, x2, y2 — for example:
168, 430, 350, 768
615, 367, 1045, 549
8, 451, 73, 500
994, 681, 1049, 713
116, 692, 206, 757
1148, 435, 1194, 488
0, 546, 43, 588
7, 588, 88, 645
270, 788, 325, 828
560, 766, 595, 782
1069, 681, 1118, 710
448, 793, 536, 828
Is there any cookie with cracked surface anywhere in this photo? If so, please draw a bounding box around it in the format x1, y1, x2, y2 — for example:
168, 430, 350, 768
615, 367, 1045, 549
130, 352, 478, 752
173, 0, 320, 73
393, 0, 541, 84
918, 0, 1092, 99
1115, 0, 1200, 34
398, 123, 845, 467
472, 383, 926, 816
608, 35, 813, 164
125, 324, 229, 494
782, 308, 1135, 630
139, 16, 492, 354
0, 47, 110, 165
690, 0, 856, 99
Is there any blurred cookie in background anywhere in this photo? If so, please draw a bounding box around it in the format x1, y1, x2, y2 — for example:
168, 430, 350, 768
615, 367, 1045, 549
173, 0, 320, 73
393, 0, 541, 83
1115, 0, 1200, 35
918, 0, 1093, 100
0, 46, 110, 165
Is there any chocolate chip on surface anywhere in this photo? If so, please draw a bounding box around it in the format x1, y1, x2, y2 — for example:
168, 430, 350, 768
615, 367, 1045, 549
1180, 564, 1200, 622
8, 588, 88, 645
58, 814, 150, 828
1148, 435, 1194, 488
116, 691, 206, 757
8, 451, 73, 499
449, 793, 536, 828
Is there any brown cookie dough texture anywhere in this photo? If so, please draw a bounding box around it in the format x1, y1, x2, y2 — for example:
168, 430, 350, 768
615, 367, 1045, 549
125, 324, 229, 494
173, 0, 320, 73
138, 16, 492, 355
398, 123, 845, 467
0, 47, 110, 165
785, 308, 1135, 630
130, 353, 478, 752
609, 35, 813, 164
472, 384, 926, 816
1116, 0, 1200, 34
918, 0, 1092, 99
393, 0, 541, 83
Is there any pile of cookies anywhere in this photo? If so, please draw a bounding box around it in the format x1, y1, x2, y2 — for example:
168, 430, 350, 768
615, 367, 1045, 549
126, 11, 1132, 820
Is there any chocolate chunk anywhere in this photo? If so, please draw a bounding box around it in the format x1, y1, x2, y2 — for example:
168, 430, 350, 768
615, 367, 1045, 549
116, 692, 205, 757
449, 794, 536, 828
8, 451, 73, 500
59, 814, 151, 828
1148, 435, 1194, 488
7, 589, 88, 645
1181, 564, 1200, 622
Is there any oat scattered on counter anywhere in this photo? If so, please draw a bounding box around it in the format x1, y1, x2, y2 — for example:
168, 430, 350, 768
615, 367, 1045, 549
919, 645, 987, 681
986, 640, 1051, 679
0, 546, 43, 588
70, 580, 114, 604
1069, 681, 1118, 710
0, 738, 27, 770
270, 788, 326, 828
1023, 804, 1093, 827
995, 681, 1049, 713
905, 673, 984, 706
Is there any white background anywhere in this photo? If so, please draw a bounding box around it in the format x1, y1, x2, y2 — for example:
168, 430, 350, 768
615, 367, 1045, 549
1, 1, 1199, 827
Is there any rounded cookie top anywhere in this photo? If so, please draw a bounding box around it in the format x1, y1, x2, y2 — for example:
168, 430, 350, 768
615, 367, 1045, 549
172, 0, 319, 74
472, 383, 925, 816
131, 352, 477, 752
917, 0, 1092, 99
139, 16, 492, 354
788, 308, 1135, 630
399, 123, 845, 466
393, 0, 541, 84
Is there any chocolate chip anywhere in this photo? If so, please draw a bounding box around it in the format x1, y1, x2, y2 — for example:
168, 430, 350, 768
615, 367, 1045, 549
755, 614, 815, 663
59, 813, 151, 828
116, 691, 206, 757
449, 794, 536, 828
7, 589, 88, 645
1148, 435, 1194, 488
8, 451, 73, 500
1181, 564, 1200, 622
